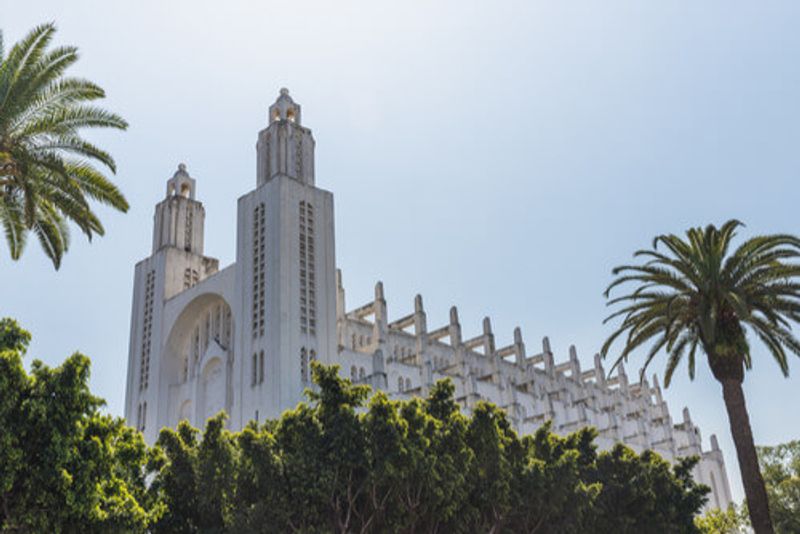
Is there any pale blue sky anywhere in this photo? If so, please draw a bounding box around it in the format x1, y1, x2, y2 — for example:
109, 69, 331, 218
3, 0, 800, 502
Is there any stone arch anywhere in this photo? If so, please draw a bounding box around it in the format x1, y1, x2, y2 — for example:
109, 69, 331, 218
162, 292, 234, 427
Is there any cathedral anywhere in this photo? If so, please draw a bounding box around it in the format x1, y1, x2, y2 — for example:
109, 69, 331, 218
125, 89, 732, 510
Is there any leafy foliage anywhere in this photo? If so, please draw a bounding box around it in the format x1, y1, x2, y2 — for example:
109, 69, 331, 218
757, 441, 800, 533
0, 318, 151, 532
695, 504, 750, 534
0, 23, 128, 268
1, 319, 711, 532
147, 361, 708, 533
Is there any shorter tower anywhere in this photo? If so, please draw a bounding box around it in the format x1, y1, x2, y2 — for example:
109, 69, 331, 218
124, 164, 219, 442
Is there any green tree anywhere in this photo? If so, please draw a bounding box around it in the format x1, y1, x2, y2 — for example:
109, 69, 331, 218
0, 23, 128, 268
0, 318, 150, 533
505, 422, 599, 533
1, 331, 714, 532
602, 220, 800, 533
231, 422, 286, 531
415, 380, 472, 532
463, 401, 516, 532
590, 446, 707, 533
695, 504, 749, 534
149, 413, 236, 534
757, 440, 800, 533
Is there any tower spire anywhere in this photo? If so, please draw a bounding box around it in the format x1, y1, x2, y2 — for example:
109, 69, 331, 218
257, 88, 315, 187
152, 163, 204, 255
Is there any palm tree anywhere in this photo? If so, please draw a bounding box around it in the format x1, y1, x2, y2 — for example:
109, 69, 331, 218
0, 23, 128, 268
601, 220, 800, 534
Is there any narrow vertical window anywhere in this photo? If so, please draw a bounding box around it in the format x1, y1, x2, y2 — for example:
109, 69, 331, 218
301, 347, 308, 382
299, 201, 317, 336
191, 327, 200, 376
398, 376, 404, 392
223, 308, 232, 347
203, 312, 210, 352
252, 203, 266, 338
259, 350, 265, 384
184, 208, 193, 251
140, 270, 155, 391
252, 353, 257, 386
182, 353, 189, 382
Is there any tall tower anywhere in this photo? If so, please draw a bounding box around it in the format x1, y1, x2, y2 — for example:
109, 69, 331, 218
235, 89, 337, 421
124, 165, 219, 441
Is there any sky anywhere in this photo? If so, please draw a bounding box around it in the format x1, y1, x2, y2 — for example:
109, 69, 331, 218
3, 0, 800, 503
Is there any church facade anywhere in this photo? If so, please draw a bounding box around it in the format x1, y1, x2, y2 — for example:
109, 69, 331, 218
124, 89, 733, 510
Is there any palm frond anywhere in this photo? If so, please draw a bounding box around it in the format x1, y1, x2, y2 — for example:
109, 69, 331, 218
603, 219, 800, 387
0, 24, 127, 268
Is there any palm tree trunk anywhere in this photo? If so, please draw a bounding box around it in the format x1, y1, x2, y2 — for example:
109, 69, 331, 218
720, 378, 774, 534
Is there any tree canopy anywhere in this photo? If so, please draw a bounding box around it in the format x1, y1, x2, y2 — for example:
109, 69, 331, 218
757, 441, 800, 534
1, 318, 710, 533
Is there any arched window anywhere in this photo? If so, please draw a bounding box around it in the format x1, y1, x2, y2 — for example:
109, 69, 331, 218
398, 377, 404, 392
405, 378, 412, 391
301, 348, 308, 382
287, 109, 296, 122
259, 350, 265, 384
351, 333, 357, 349
351, 365, 357, 381
359, 367, 366, 381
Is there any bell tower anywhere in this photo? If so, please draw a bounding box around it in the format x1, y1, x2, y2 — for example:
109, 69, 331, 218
236, 88, 336, 421
152, 164, 205, 256
256, 88, 315, 187
126, 163, 219, 441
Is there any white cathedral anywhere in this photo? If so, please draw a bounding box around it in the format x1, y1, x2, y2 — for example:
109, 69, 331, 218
125, 89, 733, 510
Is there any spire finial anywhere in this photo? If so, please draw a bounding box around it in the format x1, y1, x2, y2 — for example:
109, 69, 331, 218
280, 87, 290, 96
